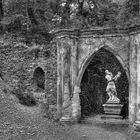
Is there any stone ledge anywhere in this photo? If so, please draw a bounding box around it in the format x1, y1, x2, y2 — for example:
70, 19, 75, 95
101, 114, 123, 120
51, 25, 140, 38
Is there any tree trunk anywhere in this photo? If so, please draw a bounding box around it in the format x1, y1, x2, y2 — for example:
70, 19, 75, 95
0, 0, 3, 21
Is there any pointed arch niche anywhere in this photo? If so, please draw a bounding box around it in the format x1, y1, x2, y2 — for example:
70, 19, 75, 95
77, 46, 129, 87
78, 47, 129, 118
33, 67, 45, 92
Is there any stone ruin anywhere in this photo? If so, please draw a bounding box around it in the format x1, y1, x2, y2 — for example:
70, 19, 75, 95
52, 26, 140, 131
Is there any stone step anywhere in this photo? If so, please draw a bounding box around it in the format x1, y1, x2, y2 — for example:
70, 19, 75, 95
101, 114, 123, 120
81, 115, 128, 125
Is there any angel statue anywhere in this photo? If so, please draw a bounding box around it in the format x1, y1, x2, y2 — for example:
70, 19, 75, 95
105, 70, 121, 103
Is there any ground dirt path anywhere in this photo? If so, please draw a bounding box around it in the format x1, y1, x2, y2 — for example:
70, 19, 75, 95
0, 89, 140, 140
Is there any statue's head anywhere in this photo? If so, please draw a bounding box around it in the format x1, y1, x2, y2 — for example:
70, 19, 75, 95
105, 70, 113, 80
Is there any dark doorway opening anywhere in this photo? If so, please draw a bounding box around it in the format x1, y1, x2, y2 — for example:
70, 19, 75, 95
33, 67, 45, 92
80, 48, 129, 119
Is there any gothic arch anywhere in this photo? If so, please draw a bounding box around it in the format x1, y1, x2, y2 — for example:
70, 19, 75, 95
76, 44, 129, 87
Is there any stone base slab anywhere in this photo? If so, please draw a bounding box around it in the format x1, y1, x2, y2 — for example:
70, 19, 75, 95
103, 103, 123, 115
101, 114, 123, 119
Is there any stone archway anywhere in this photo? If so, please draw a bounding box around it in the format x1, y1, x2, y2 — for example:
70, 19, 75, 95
55, 28, 140, 130
79, 47, 129, 118
33, 67, 45, 92
70, 44, 130, 122
77, 45, 129, 87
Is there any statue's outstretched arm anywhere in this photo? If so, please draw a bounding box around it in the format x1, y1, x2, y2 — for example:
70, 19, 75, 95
113, 72, 121, 81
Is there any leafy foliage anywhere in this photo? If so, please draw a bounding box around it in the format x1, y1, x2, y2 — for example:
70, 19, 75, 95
0, 0, 139, 32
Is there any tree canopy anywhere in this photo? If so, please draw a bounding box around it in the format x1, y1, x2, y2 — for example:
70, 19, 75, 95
0, 0, 139, 33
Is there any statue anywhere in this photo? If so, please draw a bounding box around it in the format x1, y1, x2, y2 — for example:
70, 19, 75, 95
105, 70, 121, 103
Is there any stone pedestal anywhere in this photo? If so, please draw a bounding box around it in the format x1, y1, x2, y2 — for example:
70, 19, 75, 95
102, 103, 123, 119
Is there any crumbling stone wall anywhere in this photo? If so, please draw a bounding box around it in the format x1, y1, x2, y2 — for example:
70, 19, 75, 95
0, 33, 57, 107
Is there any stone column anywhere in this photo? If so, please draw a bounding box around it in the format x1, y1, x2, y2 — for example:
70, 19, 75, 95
137, 38, 140, 121
129, 36, 137, 124
133, 35, 140, 131
71, 38, 81, 122
60, 42, 72, 122
60, 38, 80, 122
71, 39, 78, 92
72, 85, 81, 122
57, 41, 63, 119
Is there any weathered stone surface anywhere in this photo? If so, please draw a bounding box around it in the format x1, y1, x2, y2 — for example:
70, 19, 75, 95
136, 34, 140, 124
72, 85, 81, 121
129, 35, 138, 124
